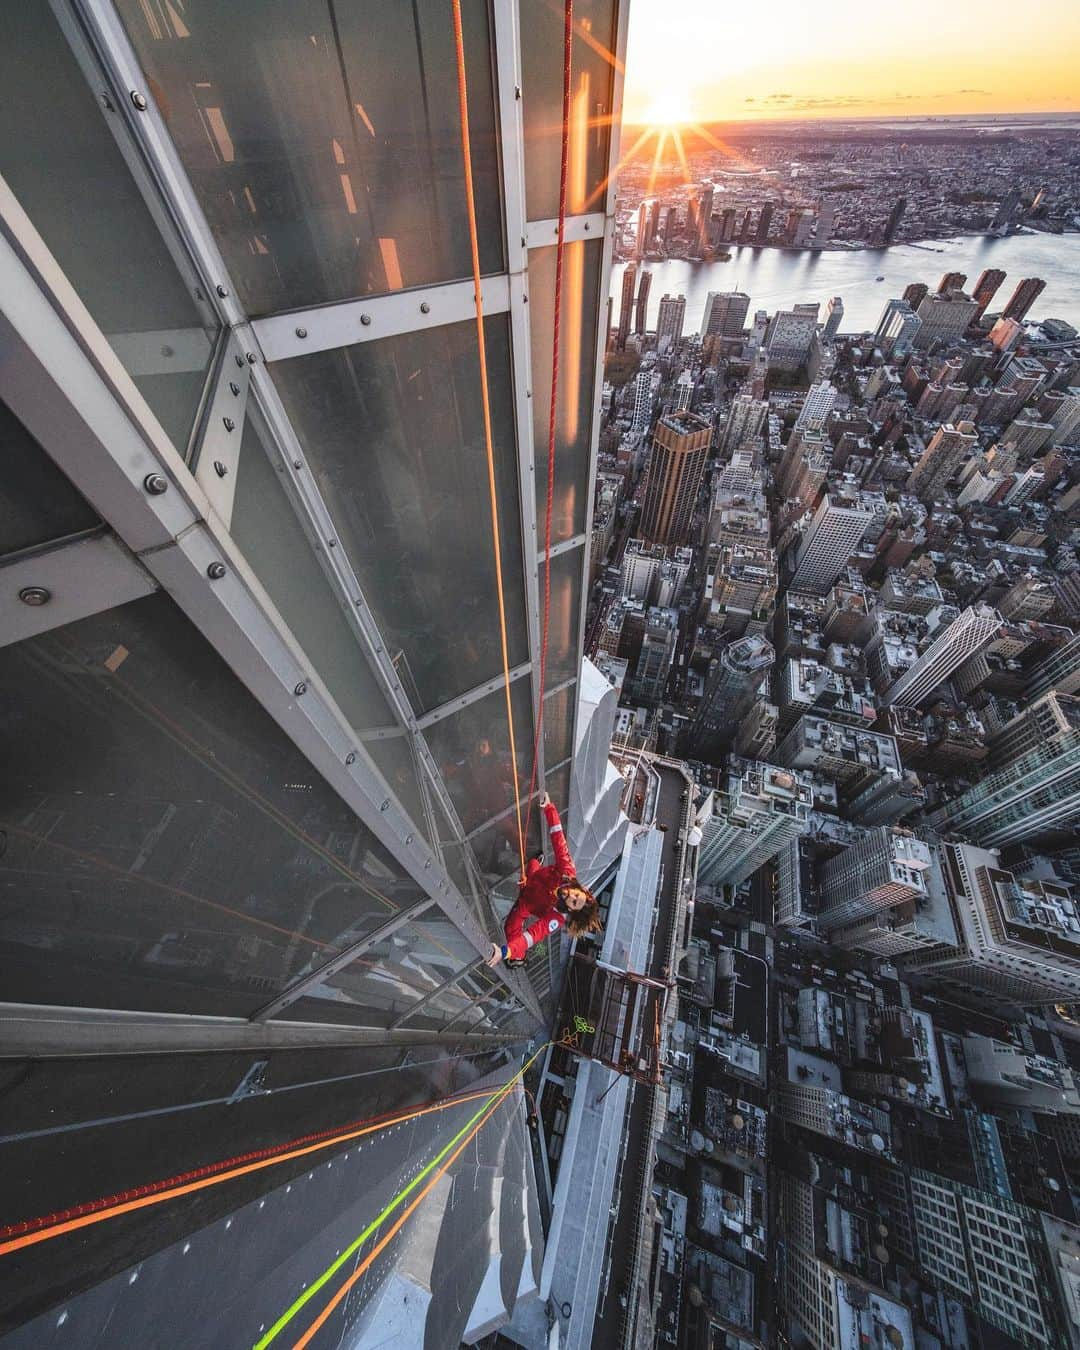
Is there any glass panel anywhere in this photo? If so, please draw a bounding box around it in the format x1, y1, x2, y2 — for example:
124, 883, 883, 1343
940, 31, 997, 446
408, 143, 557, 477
2, 6, 217, 453
269, 317, 526, 712
520, 0, 617, 220
0, 593, 431, 1017
543, 682, 576, 772
231, 415, 395, 729
547, 546, 585, 687
530, 241, 602, 543
468, 800, 544, 893
276, 913, 477, 1029
0, 399, 100, 558
114, 0, 503, 315
546, 761, 573, 837
424, 677, 535, 837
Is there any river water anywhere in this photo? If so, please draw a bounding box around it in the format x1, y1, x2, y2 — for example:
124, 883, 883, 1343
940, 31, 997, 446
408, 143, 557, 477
610, 231, 1080, 335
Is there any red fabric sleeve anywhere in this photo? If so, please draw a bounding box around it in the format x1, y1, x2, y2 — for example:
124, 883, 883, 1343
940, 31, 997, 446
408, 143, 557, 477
543, 801, 576, 879
505, 907, 565, 961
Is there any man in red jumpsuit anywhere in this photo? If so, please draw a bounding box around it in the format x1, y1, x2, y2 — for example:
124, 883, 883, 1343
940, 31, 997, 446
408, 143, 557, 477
485, 792, 602, 968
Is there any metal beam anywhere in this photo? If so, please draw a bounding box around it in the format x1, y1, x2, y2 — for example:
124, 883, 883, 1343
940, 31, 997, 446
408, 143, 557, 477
526, 214, 606, 249
249, 899, 436, 1021
0, 529, 157, 649
0, 1001, 518, 1059
415, 661, 532, 730
251, 277, 512, 363
389, 958, 486, 1032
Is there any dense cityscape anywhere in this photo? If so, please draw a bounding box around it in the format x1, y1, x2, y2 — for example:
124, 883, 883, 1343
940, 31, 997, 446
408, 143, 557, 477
613, 121, 1080, 258
587, 190, 1080, 1346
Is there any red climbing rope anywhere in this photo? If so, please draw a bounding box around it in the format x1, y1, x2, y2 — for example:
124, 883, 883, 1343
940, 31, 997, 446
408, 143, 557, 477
524, 0, 574, 853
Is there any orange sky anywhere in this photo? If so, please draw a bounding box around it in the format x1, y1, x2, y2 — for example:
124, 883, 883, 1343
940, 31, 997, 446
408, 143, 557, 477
623, 0, 1080, 124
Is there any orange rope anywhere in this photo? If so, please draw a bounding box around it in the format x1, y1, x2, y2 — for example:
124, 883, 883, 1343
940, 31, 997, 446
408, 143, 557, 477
524, 0, 574, 847
451, 0, 526, 881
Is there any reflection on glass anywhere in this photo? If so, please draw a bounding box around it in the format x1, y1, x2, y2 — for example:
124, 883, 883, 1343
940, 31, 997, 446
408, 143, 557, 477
114, 0, 503, 315
424, 678, 535, 838
520, 0, 617, 220
269, 318, 526, 712
468, 800, 544, 894
277, 913, 477, 1030
545, 762, 573, 836
547, 546, 585, 688
543, 681, 576, 771
529, 241, 602, 543
0, 594, 431, 1017
0, 399, 100, 558
2, 7, 218, 454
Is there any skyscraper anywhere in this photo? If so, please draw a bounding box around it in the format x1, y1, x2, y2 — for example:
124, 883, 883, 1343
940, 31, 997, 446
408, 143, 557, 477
906, 420, 979, 500
814, 203, 836, 248
720, 392, 769, 452
636, 200, 650, 257
687, 634, 775, 759
790, 491, 875, 595
695, 183, 714, 253
700, 290, 750, 339
1002, 276, 1047, 322
0, 2, 632, 1340
656, 292, 687, 350
766, 305, 820, 371
755, 202, 774, 244
913, 291, 981, 349
937, 270, 968, 294
928, 700, 1080, 846
631, 367, 658, 434
972, 267, 1007, 318
823, 295, 844, 340
1027, 631, 1080, 701
617, 263, 637, 350
634, 268, 652, 336
881, 605, 1003, 708
794, 381, 837, 433
817, 828, 932, 930
695, 759, 813, 887
640, 412, 712, 545
882, 195, 907, 244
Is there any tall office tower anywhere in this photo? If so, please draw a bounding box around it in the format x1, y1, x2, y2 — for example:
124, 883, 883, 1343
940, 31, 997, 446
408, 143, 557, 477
874, 297, 909, 339
906, 420, 978, 500
705, 541, 778, 636
937, 270, 968, 294
655, 292, 687, 350
903, 845, 1080, 1004
755, 202, 774, 243
774, 715, 905, 803
813, 203, 835, 249
794, 381, 837, 433
673, 369, 694, 412
635, 200, 650, 257
620, 537, 692, 606
1028, 632, 1080, 700
817, 828, 932, 930
640, 412, 712, 545
700, 289, 750, 339
882, 195, 907, 244
617, 263, 637, 349
687, 634, 775, 759
876, 300, 922, 355
767, 306, 820, 372
909, 1172, 1080, 1349
846, 769, 927, 826
1002, 276, 1047, 322
634, 268, 652, 336
695, 184, 714, 253
648, 197, 661, 249
628, 606, 679, 705
695, 759, 813, 887
720, 392, 769, 452
882, 605, 1002, 707
0, 2, 632, 1342
630, 367, 656, 434
790, 492, 875, 595
779, 1242, 914, 1350
903, 281, 929, 309
790, 210, 815, 248
822, 295, 843, 340
1043, 387, 1080, 445
913, 290, 981, 349
972, 267, 1007, 318
928, 702, 1080, 846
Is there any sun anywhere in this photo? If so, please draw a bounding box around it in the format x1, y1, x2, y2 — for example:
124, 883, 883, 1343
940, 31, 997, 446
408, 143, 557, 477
642, 91, 693, 128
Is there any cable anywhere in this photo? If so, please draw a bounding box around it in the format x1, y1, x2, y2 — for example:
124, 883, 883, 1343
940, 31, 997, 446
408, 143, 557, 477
524, 0, 574, 849
451, 0, 526, 882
